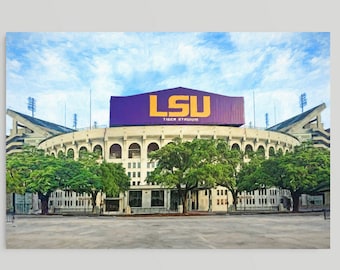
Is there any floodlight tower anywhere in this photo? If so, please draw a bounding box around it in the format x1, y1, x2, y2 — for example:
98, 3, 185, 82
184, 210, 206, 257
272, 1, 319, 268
300, 93, 307, 113
27, 97, 36, 117
73, 113, 78, 129
265, 113, 269, 128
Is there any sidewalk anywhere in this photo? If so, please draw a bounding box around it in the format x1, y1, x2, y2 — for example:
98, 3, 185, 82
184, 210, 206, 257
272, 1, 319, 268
6, 213, 330, 249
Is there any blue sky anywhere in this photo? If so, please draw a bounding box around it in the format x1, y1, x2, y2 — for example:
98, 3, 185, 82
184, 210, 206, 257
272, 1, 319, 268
6, 32, 330, 133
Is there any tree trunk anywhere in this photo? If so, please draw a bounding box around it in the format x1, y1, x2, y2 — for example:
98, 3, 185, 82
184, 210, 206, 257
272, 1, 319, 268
176, 185, 186, 214
38, 192, 50, 215
182, 192, 188, 214
91, 191, 98, 213
232, 191, 238, 211
208, 189, 212, 212
291, 191, 301, 212
12, 193, 16, 214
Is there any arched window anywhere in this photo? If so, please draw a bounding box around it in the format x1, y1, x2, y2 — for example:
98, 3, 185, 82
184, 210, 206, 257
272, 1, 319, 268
147, 142, 159, 157
93, 144, 103, 157
244, 144, 253, 158
79, 146, 88, 159
67, 148, 74, 159
231, 143, 240, 151
57, 150, 64, 158
128, 143, 141, 158
269, 146, 275, 157
110, 144, 122, 159
257, 145, 265, 157
245, 144, 253, 154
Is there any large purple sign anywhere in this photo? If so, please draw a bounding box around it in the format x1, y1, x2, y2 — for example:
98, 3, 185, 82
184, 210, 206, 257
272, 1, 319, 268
110, 87, 244, 127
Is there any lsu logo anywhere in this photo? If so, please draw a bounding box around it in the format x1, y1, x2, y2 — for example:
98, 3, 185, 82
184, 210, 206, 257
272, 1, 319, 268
149, 95, 211, 117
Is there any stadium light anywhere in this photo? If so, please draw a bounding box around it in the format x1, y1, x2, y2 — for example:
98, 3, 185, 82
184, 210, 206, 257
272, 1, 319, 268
27, 97, 36, 117
300, 93, 307, 113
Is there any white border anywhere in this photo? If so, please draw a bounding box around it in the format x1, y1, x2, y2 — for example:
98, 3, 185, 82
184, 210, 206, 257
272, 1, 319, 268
1, 1, 338, 270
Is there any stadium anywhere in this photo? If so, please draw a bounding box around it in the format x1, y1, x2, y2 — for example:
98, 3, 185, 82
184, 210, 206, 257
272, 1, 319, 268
6, 87, 330, 215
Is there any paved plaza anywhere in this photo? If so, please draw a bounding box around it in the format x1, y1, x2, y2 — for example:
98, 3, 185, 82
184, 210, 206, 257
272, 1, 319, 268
5, 213, 330, 249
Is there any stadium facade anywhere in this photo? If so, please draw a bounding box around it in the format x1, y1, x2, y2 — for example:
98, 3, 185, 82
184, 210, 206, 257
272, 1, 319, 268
6, 87, 330, 215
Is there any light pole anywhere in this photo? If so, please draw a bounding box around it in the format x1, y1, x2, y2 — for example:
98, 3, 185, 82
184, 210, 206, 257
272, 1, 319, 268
28, 97, 36, 117
300, 93, 307, 112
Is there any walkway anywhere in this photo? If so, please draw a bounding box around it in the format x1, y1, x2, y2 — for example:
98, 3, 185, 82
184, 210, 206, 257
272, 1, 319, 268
6, 213, 330, 249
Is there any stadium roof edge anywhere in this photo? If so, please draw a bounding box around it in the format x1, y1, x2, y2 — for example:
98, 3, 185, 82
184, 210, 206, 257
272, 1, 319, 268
266, 103, 326, 132
6, 108, 75, 134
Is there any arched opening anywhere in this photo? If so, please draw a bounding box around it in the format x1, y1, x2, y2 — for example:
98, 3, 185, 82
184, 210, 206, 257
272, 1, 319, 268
67, 148, 74, 159
277, 148, 283, 156
93, 144, 103, 157
231, 143, 240, 151
79, 146, 88, 159
269, 146, 275, 157
147, 142, 159, 157
57, 150, 64, 158
128, 143, 141, 158
244, 144, 253, 158
110, 144, 122, 159
257, 145, 265, 157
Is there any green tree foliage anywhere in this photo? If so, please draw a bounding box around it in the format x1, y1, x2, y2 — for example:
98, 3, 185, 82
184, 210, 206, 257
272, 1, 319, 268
148, 137, 330, 214
6, 146, 82, 214
66, 152, 130, 213
99, 161, 130, 197
242, 142, 330, 212
67, 151, 103, 212
6, 147, 35, 194
7, 146, 131, 214
213, 140, 244, 210
272, 142, 330, 212
237, 152, 268, 193
147, 138, 219, 213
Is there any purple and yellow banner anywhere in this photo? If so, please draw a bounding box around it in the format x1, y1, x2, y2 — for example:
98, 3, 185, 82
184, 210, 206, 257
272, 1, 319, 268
110, 87, 244, 127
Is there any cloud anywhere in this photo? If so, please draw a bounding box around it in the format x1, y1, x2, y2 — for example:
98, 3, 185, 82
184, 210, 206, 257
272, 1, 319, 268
229, 32, 294, 50
6, 32, 330, 134
6, 59, 22, 72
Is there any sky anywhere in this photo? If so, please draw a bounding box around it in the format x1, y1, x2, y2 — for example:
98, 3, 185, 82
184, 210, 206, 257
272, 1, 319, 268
5, 32, 330, 134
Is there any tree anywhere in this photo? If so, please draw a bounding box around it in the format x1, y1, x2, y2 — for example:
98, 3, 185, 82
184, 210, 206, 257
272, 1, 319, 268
237, 152, 268, 193
260, 142, 330, 212
6, 146, 82, 214
30, 155, 83, 214
99, 161, 130, 197
147, 138, 218, 214
6, 146, 39, 213
66, 151, 103, 212
7, 146, 131, 215
6, 149, 32, 195
213, 140, 244, 210
67, 152, 130, 213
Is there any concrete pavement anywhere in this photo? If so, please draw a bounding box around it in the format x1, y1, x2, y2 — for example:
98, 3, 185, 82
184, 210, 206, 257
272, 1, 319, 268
5, 213, 330, 249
